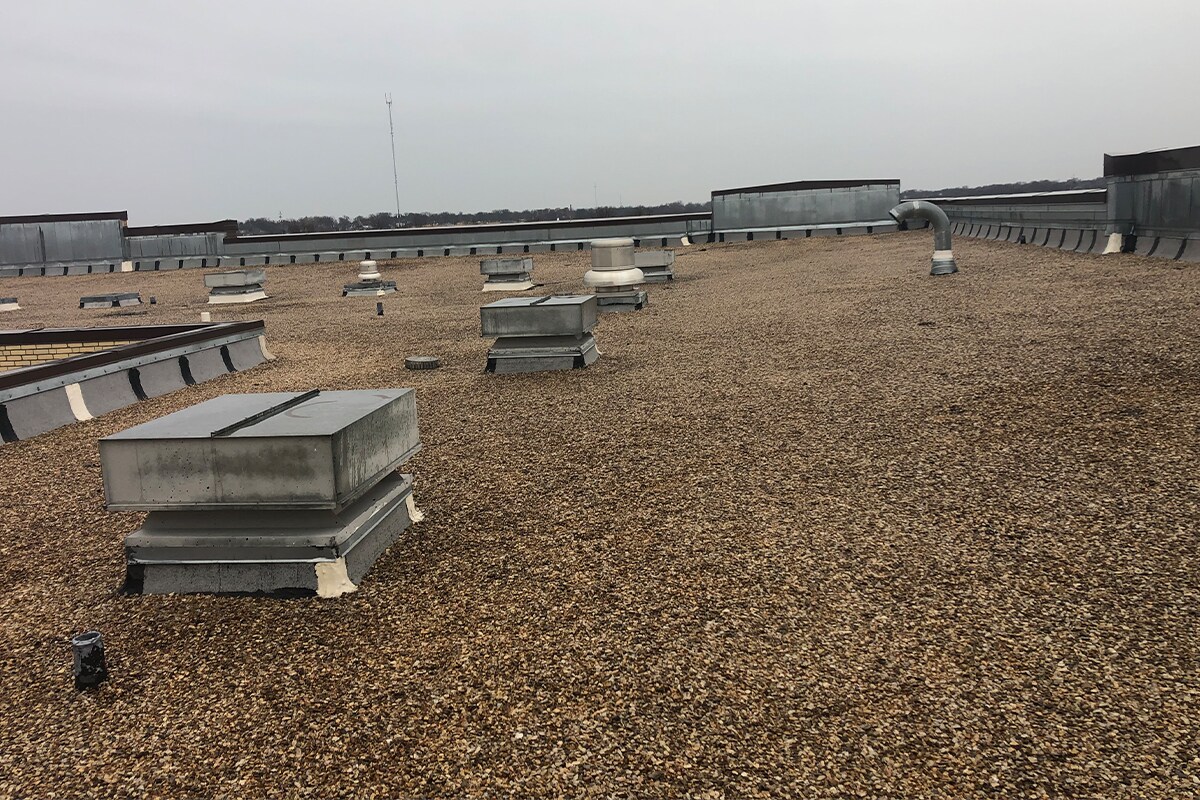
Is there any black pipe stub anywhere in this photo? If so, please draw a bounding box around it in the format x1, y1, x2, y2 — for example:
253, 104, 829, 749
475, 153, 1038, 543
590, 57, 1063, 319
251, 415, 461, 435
71, 630, 108, 689
404, 356, 441, 370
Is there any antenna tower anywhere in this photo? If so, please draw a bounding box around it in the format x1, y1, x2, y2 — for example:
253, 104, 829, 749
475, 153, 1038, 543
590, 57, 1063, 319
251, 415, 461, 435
385, 93, 401, 223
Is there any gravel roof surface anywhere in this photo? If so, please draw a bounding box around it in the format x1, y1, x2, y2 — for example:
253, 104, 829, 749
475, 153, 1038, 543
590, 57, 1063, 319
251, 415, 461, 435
0, 233, 1197, 798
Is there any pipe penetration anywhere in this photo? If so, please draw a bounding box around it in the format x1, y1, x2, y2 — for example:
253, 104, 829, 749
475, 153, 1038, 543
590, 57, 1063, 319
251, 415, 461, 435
890, 201, 957, 275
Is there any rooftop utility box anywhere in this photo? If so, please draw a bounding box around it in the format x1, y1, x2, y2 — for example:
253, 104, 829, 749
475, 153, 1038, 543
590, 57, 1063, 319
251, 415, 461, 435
204, 268, 267, 304
480, 295, 599, 373
100, 389, 423, 597
480, 257, 535, 292
80, 292, 141, 309
480, 295, 597, 338
101, 390, 419, 511
343, 260, 396, 297
584, 238, 648, 312
204, 268, 266, 288
634, 249, 675, 282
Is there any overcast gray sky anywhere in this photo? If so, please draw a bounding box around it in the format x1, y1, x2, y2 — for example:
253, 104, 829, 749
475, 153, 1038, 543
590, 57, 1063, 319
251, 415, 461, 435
2, 0, 1197, 224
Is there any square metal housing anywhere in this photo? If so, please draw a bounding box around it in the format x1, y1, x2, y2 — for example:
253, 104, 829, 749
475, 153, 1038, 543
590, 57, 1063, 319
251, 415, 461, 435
480, 295, 597, 338
100, 389, 420, 512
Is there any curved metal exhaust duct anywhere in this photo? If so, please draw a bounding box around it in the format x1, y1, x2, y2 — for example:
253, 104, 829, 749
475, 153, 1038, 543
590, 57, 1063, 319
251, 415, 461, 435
889, 201, 958, 275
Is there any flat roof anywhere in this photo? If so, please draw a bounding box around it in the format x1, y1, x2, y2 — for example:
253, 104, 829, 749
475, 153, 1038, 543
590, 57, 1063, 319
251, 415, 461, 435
1, 237, 1195, 795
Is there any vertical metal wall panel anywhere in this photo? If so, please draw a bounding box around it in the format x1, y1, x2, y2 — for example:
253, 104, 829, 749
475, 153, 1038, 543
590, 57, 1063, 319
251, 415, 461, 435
711, 182, 900, 230
0, 219, 125, 266
126, 232, 227, 259
1104, 146, 1200, 239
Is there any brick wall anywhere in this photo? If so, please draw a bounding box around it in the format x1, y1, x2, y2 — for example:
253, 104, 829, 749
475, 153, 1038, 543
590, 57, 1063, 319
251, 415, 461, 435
0, 340, 136, 372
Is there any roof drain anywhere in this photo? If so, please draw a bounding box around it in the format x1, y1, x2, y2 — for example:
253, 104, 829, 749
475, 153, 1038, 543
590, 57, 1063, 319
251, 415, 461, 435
889, 200, 958, 275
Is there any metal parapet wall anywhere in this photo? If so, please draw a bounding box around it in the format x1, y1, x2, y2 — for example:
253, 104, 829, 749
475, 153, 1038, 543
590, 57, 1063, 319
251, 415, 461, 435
1105, 146, 1200, 241
710, 179, 901, 231
221, 213, 712, 263
0, 322, 272, 444
926, 189, 1109, 238
949, 216, 1195, 262
695, 220, 900, 243
925, 145, 1200, 262
0, 262, 124, 277
3, 145, 1196, 274
0, 214, 713, 275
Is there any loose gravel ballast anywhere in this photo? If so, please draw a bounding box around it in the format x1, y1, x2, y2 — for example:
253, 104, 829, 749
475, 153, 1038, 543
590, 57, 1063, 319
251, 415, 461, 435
0, 233, 1197, 798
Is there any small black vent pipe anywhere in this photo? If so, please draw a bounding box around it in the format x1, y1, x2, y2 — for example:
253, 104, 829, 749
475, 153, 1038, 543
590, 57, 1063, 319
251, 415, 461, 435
71, 631, 107, 689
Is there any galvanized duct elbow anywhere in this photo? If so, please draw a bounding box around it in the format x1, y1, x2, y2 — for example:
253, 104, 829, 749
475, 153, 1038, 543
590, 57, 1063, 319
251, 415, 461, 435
889, 201, 958, 275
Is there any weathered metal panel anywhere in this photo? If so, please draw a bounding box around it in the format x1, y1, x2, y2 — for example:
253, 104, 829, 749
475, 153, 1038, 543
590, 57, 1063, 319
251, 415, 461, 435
711, 183, 900, 231
480, 296, 598, 338
0, 219, 125, 266
100, 389, 419, 511
1107, 167, 1200, 239
126, 232, 227, 259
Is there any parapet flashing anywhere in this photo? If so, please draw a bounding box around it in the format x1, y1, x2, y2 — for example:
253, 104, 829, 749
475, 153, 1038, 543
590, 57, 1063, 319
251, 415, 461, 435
712, 179, 900, 198
915, 189, 1108, 206
0, 211, 129, 225
1104, 145, 1200, 177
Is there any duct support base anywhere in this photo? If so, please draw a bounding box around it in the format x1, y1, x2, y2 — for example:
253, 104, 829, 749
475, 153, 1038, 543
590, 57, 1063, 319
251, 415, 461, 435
123, 473, 418, 597
208, 289, 268, 304
1102, 233, 1125, 255
595, 289, 649, 312
81, 299, 142, 309
0, 300, 20, 312
482, 280, 535, 292
343, 280, 397, 297
486, 334, 599, 374
930, 251, 958, 276
639, 268, 674, 283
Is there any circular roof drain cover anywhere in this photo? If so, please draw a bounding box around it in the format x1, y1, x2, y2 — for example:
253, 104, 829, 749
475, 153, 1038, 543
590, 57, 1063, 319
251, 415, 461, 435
404, 356, 441, 370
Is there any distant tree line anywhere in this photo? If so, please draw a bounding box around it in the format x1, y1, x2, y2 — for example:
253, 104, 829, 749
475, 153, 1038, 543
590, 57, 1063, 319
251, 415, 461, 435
901, 177, 1105, 200
239, 201, 711, 235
